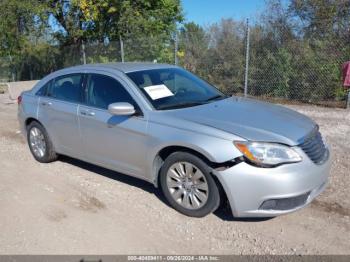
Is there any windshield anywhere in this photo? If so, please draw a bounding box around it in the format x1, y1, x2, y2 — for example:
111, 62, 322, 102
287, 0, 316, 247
126, 68, 227, 110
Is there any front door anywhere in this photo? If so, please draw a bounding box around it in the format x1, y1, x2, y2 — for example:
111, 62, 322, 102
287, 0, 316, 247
78, 73, 149, 179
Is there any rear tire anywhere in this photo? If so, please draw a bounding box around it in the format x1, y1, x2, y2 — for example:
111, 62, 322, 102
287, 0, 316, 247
159, 152, 220, 217
27, 121, 58, 163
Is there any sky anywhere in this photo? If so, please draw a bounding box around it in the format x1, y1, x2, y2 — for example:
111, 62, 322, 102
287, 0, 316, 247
181, 0, 265, 25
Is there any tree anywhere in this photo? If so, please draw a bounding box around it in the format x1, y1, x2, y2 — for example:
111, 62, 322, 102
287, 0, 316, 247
205, 19, 245, 94
290, 0, 350, 40
246, 0, 349, 104
0, 0, 183, 80
178, 22, 209, 75
44, 0, 182, 44
0, 0, 47, 80
42, 0, 183, 63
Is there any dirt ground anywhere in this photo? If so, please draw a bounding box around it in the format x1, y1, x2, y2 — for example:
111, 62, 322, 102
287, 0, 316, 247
0, 93, 349, 255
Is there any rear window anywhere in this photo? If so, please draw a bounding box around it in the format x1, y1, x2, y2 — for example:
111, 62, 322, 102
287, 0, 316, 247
47, 74, 83, 103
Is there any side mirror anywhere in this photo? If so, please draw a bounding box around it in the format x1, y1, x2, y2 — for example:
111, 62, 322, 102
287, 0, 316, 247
108, 102, 135, 116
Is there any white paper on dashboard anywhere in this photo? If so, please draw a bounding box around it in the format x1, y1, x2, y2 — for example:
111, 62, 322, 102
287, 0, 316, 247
143, 84, 174, 100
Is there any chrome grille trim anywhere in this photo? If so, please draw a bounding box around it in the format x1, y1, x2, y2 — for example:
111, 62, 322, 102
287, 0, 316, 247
299, 127, 328, 164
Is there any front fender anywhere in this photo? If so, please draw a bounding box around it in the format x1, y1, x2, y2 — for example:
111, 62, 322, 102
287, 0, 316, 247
145, 121, 243, 183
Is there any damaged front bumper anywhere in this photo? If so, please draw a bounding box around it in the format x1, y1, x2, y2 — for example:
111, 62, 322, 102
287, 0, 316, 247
214, 147, 330, 217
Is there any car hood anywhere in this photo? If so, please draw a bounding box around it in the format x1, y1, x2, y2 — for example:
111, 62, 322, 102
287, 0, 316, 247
165, 97, 316, 145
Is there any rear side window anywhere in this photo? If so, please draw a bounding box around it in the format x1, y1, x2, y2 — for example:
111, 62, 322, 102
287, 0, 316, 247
47, 74, 83, 103
36, 80, 52, 96
86, 74, 136, 109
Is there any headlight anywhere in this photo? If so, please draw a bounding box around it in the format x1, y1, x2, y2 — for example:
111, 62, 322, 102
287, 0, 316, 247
234, 141, 302, 167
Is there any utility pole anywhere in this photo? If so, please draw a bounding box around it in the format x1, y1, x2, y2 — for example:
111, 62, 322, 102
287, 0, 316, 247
244, 18, 250, 97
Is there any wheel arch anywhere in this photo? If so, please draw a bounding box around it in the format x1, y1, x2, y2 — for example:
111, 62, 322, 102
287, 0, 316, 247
25, 117, 41, 128
152, 144, 231, 185
152, 145, 210, 185
152, 145, 230, 210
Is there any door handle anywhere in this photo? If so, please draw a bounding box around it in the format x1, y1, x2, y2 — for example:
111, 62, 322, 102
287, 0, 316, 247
41, 101, 52, 106
80, 110, 95, 116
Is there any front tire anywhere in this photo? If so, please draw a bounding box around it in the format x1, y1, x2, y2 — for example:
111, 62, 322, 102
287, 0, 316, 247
159, 152, 220, 217
27, 121, 58, 163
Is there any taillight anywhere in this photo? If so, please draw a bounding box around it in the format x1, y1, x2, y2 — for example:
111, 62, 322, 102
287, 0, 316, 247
17, 95, 22, 105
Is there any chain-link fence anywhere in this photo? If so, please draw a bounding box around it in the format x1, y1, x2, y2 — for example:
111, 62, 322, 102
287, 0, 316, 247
0, 21, 349, 108
0, 36, 176, 82
177, 20, 350, 108
247, 30, 350, 108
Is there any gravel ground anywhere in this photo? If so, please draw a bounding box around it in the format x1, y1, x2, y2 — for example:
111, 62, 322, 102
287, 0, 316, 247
0, 93, 349, 254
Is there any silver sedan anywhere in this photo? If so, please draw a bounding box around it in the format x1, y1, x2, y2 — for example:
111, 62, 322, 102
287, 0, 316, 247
18, 63, 330, 217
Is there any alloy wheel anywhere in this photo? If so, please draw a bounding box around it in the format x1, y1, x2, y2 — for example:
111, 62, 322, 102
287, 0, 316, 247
29, 127, 46, 158
166, 162, 209, 210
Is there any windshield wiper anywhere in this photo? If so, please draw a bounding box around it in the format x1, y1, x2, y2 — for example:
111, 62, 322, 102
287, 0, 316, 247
157, 101, 206, 110
205, 94, 228, 102
157, 95, 228, 110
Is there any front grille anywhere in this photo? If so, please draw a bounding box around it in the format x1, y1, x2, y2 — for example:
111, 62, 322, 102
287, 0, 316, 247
299, 128, 328, 164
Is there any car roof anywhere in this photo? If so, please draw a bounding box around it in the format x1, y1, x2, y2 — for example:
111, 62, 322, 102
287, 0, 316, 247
62, 62, 177, 74
31, 62, 179, 95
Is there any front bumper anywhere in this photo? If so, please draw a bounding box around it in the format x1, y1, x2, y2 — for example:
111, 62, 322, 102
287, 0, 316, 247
214, 147, 330, 217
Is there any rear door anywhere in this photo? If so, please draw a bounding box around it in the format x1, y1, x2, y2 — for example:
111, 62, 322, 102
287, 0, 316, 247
38, 73, 84, 157
78, 73, 148, 179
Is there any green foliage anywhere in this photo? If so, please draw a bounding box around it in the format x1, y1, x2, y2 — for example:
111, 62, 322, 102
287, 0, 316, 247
177, 8, 348, 106
178, 22, 209, 74
17, 43, 62, 80
0, 0, 183, 80
290, 0, 350, 39
178, 20, 245, 95
43, 0, 182, 45
123, 35, 174, 63
242, 0, 347, 104
250, 48, 294, 98
335, 87, 348, 101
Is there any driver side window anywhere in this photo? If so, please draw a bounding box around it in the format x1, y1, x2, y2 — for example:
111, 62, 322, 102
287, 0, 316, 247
86, 74, 137, 110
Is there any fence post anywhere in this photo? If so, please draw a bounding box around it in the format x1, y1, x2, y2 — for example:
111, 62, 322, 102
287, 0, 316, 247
174, 31, 178, 66
347, 90, 350, 109
81, 40, 87, 65
120, 35, 125, 63
244, 18, 250, 97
